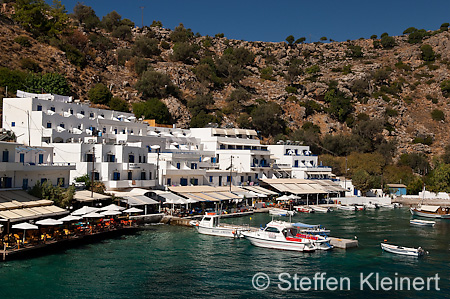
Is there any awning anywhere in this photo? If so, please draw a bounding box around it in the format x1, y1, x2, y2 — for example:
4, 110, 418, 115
0, 205, 68, 222
74, 190, 111, 202
212, 128, 226, 135
190, 193, 220, 202
123, 196, 159, 206
242, 186, 278, 195
420, 205, 440, 213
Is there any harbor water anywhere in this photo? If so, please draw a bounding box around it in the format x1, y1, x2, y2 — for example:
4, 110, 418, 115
0, 208, 449, 298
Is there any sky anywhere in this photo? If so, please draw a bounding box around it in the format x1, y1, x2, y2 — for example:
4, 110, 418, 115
57, 0, 450, 42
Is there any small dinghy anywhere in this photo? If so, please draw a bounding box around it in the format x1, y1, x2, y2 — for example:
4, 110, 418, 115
381, 243, 426, 257
410, 219, 436, 227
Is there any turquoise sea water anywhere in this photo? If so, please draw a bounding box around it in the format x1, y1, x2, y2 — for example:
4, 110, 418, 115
0, 208, 449, 299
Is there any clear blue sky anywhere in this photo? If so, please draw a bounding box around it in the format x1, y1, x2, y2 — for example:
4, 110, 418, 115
58, 0, 450, 42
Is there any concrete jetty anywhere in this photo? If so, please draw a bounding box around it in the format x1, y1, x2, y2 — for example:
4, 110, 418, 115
329, 237, 359, 249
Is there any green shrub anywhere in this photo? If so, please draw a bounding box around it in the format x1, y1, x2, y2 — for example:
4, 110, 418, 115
88, 83, 112, 105
108, 97, 129, 112
160, 41, 170, 49
150, 20, 162, 27
135, 70, 179, 99
395, 61, 411, 71
170, 23, 193, 43
420, 44, 435, 62
117, 48, 132, 66
440, 23, 449, 31
305, 65, 320, 74
295, 37, 306, 44
89, 34, 113, 51
260, 66, 276, 81
381, 35, 396, 49
285, 35, 295, 45
431, 109, 445, 121
215, 33, 224, 38
413, 136, 433, 145
133, 98, 171, 124
14, 36, 31, 47
190, 111, 220, 128
19, 58, 42, 73
370, 35, 377, 39
347, 45, 363, 58
440, 80, 450, 97
0, 67, 28, 94
170, 42, 199, 64
25, 72, 71, 95
285, 86, 297, 94
73, 3, 99, 31
133, 37, 161, 57
133, 58, 151, 76
385, 107, 398, 117
112, 25, 132, 41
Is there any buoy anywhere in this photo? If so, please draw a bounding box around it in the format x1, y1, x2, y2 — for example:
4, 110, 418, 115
384, 239, 387, 242
249, 217, 252, 220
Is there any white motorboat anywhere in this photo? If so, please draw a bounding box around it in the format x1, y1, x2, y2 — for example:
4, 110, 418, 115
293, 206, 314, 213
337, 205, 356, 211
379, 203, 401, 209
269, 208, 296, 217
292, 222, 331, 235
242, 221, 316, 252
354, 205, 365, 211
410, 219, 436, 227
311, 206, 332, 213
191, 213, 249, 238
381, 243, 426, 257
364, 202, 379, 209
410, 205, 450, 219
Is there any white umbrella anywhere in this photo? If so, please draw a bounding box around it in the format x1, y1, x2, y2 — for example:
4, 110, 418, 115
123, 207, 144, 213
99, 204, 125, 211
59, 215, 82, 222
287, 194, 299, 200
11, 222, 39, 243
72, 206, 100, 216
36, 218, 63, 226
100, 210, 122, 216
81, 212, 103, 218
276, 195, 291, 201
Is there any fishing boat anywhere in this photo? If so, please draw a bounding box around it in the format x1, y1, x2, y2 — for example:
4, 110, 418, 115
410, 219, 436, 227
381, 243, 426, 257
410, 205, 450, 219
241, 221, 316, 252
311, 206, 332, 213
293, 205, 314, 213
337, 205, 356, 211
269, 208, 296, 217
191, 213, 249, 238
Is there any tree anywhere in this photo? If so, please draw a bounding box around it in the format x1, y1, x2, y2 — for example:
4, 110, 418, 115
407, 177, 423, 195
440, 22, 449, 31
25, 73, 71, 95
285, 58, 303, 83
251, 102, 285, 137
170, 23, 193, 43
135, 70, 179, 99
324, 81, 353, 123
347, 45, 363, 58
170, 42, 199, 64
295, 37, 306, 44
190, 110, 220, 128
320, 36, 327, 41
370, 34, 377, 39
72, 2, 99, 31
352, 169, 372, 195
429, 163, 450, 193
285, 35, 295, 45
101, 10, 122, 32
132, 37, 160, 57
380, 35, 396, 49
88, 83, 112, 104
420, 44, 435, 61
112, 25, 132, 41
398, 153, 430, 175
109, 97, 129, 112
0, 67, 28, 94
133, 98, 170, 124
187, 93, 214, 115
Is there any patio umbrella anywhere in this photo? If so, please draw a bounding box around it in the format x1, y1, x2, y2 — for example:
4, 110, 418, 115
59, 215, 82, 222
99, 204, 125, 211
72, 206, 100, 216
36, 219, 63, 226
81, 212, 103, 218
100, 210, 122, 216
287, 194, 299, 200
276, 195, 291, 201
11, 222, 38, 243
123, 207, 144, 213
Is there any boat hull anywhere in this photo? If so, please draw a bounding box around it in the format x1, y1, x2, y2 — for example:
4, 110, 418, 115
410, 220, 435, 226
410, 208, 450, 219
196, 225, 245, 238
242, 233, 316, 252
311, 206, 330, 213
381, 243, 423, 257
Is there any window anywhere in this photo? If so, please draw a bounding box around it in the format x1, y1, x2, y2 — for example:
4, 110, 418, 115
265, 227, 280, 233
40, 178, 47, 184
127, 172, 132, 180
103, 127, 106, 133
37, 105, 42, 111
227, 176, 231, 183
167, 178, 171, 185
122, 129, 126, 134
128, 154, 135, 163
241, 176, 244, 183
113, 172, 120, 181
47, 122, 52, 128
176, 163, 181, 169
59, 123, 65, 128
19, 153, 25, 163
209, 176, 213, 183
255, 173, 258, 180
294, 160, 298, 167
114, 128, 117, 134
106, 154, 115, 162
139, 156, 142, 163
130, 130, 134, 134
89, 112, 94, 118
86, 153, 94, 162
211, 157, 216, 163
180, 178, 188, 186
50, 107, 55, 112
141, 172, 146, 180
11, 122, 15, 127
80, 110, 85, 115
218, 176, 222, 186
143, 156, 146, 163
248, 176, 251, 182
2, 150, 9, 162
57, 178, 65, 186
149, 172, 152, 180
191, 163, 197, 169
38, 154, 43, 164
93, 172, 100, 180
70, 109, 74, 115
190, 178, 199, 186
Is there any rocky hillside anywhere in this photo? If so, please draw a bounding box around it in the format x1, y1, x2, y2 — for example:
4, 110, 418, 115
1, 3, 450, 161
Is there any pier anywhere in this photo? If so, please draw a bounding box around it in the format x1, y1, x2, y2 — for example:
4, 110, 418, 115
329, 237, 359, 249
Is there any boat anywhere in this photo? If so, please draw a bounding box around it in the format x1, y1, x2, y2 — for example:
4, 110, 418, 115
241, 220, 316, 252
410, 205, 450, 219
337, 205, 356, 211
379, 203, 401, 209
311, 206, 332, 213
293, 205, 314, 213
269, 208, 296, 217
191, 213, 249, 238
364, 202, 379, 209
354, 205, 365, 211
410, 219, 436, 227
292, 222, 331, 235
381, 243, 426, 257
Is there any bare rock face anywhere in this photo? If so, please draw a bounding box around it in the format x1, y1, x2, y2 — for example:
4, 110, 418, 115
161, 96, 190, 128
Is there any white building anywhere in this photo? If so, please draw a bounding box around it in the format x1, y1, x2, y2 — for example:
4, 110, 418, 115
0, 141, 74, 189
189, 128, 273, 187
267, 144, 332, 179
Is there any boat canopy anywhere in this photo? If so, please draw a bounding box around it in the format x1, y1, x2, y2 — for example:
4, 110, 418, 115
420, 205, 440, 212
292, 222, 320, 229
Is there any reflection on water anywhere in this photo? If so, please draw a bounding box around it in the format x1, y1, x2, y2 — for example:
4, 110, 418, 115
0, 208, 448, 298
